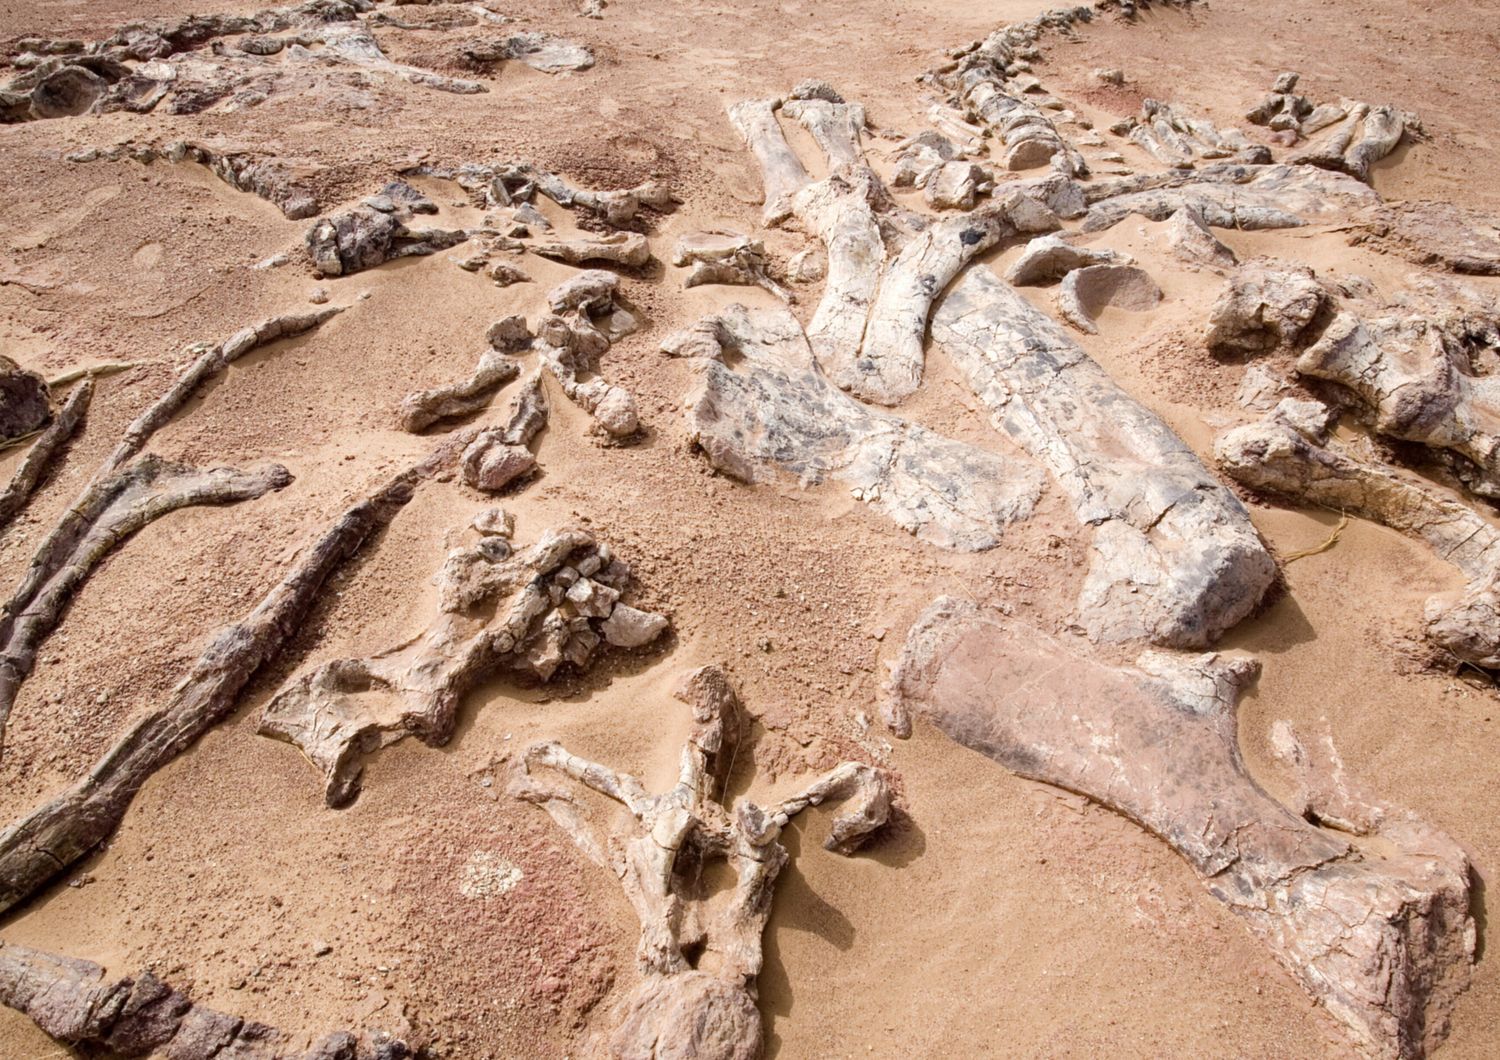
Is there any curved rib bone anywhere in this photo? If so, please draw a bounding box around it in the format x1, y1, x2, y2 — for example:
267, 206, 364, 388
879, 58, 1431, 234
0, 441, 465, 915
931, 266, 1275, 646
0, 940, 411, 1058
398, 349, 522, 432
0, 378, 91, 532
260, 527, 668, 806
513, 666, 892, 1060
887, 598, 1475, 1060
662, 304, 1045, 552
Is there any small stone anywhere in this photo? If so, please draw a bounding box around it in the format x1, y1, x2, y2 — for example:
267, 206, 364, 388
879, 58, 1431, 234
472, 507, 514, 538
313, 941, 332, 957
308, 287, 329, 304
601, 604, 668, 648
1092, 67, 1125, 86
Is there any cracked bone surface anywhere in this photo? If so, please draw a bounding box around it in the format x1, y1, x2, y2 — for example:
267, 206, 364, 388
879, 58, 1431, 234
306, 202, 468, 277
1290, 102, 1407, 183
1216, 414, 1500, 668
662, 303, 1045, 552
930, 265, 1275, 645
0, 440, 465, 914
1204, 260, 1326, 356
1353, 200, 1500, 277
886, 597, 1475, 1059
0, 940, 411, 1059
673, 231, 788, 299
1295, 309, 1500, 498
513, 665, 893, 1060
1115, 98, 1258, 166
535, 271, 642, 438
259, 526, 668, 807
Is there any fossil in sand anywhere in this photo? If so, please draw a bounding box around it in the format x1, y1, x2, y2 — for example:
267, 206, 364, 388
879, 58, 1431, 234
1294, 307, 1500, 498
0, 435, 469, 914
513, 665, 893, 1060
930, 265, 1275, 646
534, 271, 643, 440
1217, 409, 1500, 669
459, 372, 549, 493
1056, 263, 1161, 334
532, 231, 651, 267
0, 309, 343, 757
1164, 204, 1238, 267
663, 303, 1046, 552
260, 526, 668, 807
397, 318, 529, 432
306, 201, 469, 277
1290, 102, 1410, 183
674, 232, 788, 299
1111, 98, 1261, 167
1204, 260, 1327, 356
0, 940, 411, 1058
1004, 233, 1130, 286
422, 160, 677, 227
886, 597, 1475, 1059
0, 356, 51, 442
0, 379, 91, 532
1351, 200, 1500, 277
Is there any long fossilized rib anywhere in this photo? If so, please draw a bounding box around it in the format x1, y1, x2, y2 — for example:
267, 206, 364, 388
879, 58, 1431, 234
930, 265, 1275, 646
0, 441, 464, 916
0, 378, 91, 531
887, 597, 1475, 1059
0, 939, 411, 1058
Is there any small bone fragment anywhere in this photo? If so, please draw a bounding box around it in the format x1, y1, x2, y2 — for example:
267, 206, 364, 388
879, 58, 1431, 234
1164, 204, 1237, 267
1004, 233, 1129, 286
513, 666, 892, 1060
260, 527, 667, 805
536, 275, 641, 439
673, 231, 788, 299
886, 598, 1475, 1059
663, 304, 1045, 551
472, 162, 675, 226
532, 231, 650, 267
1057, 264, 1162, 335
924, 160, 983, 210
473, 507, 513, 537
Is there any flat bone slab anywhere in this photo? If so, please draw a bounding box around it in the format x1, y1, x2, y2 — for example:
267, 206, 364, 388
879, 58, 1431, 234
888, 597, 1475, 1059
663, 304, 1045, 552
930, 266, 1274, 646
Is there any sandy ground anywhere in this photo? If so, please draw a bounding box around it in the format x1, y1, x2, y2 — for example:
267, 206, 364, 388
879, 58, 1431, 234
1, 0, 1498, 1056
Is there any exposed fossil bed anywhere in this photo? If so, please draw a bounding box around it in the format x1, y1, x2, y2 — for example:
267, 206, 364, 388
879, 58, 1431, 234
1, 0, 1499, 1057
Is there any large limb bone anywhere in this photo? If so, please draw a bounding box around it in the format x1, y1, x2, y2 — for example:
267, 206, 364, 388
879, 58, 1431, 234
513, 666, 892, 1060
780, 95, 865, 168
0, 441, 465, 914
1216, 415, 1500, 668
931, 266, 1275, 645
0, 940, 411, 1058
1296, 311, 1500, 498
260, 527, 668, 806
0, 378, 91, 531
1291, 103, 1406, 183
886, 598, 1475, 1059
0, 456, 291, 756
662, 304, 1045, 552
727, 99, 811, 225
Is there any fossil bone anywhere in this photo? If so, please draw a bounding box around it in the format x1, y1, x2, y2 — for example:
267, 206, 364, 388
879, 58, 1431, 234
662, 304, 1045, 552
398, 346, 523, 432
930, 265, 1275, 646
1290, 103, 1407, 183
727, 98, 811, 225
0, 379, 91, 531
1204, 261, 1326, 356
260, 526, 667, 806
0, 357, 51, 442
0, 939, 412, 1058
535, 272, 642, 439
673, 231, 788, 299
886, 597, 1475, 1059
513, 665, 892, 1060
1004, 233, 1130, 286
1351, 200, 1500, 277
306, 203, 469, 277
532, 231, 650, 267
1056, 263, 1162, 334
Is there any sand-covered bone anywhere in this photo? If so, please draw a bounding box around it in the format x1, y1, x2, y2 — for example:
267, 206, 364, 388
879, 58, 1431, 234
513, 666, 893, 1060
459, 377, 547, 493
664, 304, 1045, 552
1115, 98, 1257, 166
398, 346, 522, 432
727, 98, 811, 225
1290, 102, 1408, 182
306, 203, 468, 277
0, 442, 466, 914
1165, 204, 1238, 267
1056, 264, 1161, 334
0, 379, 90, 531
0, 940, 411, 1058
532, 231, 650, 267
781, 95, 866, 168
1204, 261, 1326, 356
931, 266, 1275, 646
1004, 233, 1130, 286
534, 273, 642, 439
886, 597, 1475, 1059
674, 231, 787, 299
70, 139, 325, 218
1296, 309, 1500, 497
1352, 200, 1500, 276
430, 161, 675, 226
1216, 415, 1500, 668
260, 527, 667, 806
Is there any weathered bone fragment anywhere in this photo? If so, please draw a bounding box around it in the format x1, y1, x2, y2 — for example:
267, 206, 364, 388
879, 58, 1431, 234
459, 374, 548, 492
0, 360, 50, 448
397, 341, 523, 432
0, 455, 293, 756
1115, 98, 1256, 166
1352, 200, 1500, 276
673, 232, 788, 299
886, 597, 1475, 1059
1204, 261, 1326, 356
461, 31, 595, 74
891, 132, 961, 191
931, 266, 1275, 645
532, 231, 650, 267
1290, 103, 1407, 182
1004, 233, 1130, 286
0, 442, 466, 913
260, 526, 667, 806
1082, 163, 1379, 233
1056, 264, 1162, 334
535, 272, 642, 439
662, 304, 1045, 551
727, 98, 811, 224
513, 666, 893, 1060
0, 380, 91, 531
0, 940, 412, 1059
1296, 310, 1500, 497
434, 161, 675, 226
924, 160, 984, 210
1164, 204, 1237, 267
306, 204, 469, 277
1216, 414, 1500, 667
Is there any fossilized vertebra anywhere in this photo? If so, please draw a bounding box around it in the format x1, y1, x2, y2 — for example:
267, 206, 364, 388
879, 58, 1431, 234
513, 665, 893, 1060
